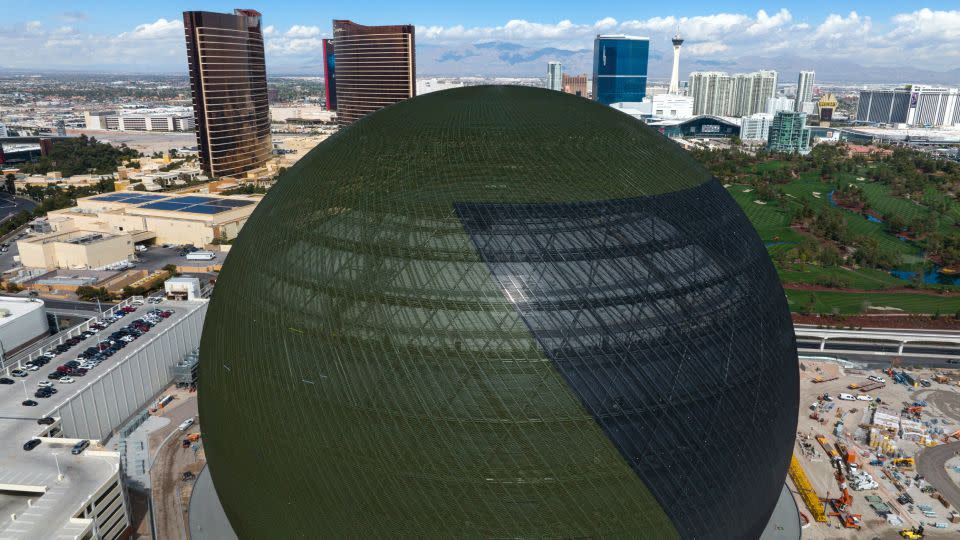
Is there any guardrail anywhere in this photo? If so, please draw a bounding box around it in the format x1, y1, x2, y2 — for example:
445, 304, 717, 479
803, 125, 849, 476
2, 296, 145, 375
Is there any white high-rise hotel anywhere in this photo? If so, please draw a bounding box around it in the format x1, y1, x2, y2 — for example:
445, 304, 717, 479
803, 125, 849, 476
795, 71, 815, 112
688, 70, 778, 117
547, 62, 563, 91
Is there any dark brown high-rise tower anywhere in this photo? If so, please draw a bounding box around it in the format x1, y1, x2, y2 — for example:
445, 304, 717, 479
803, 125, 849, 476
331, 20, 415, 125
183, 9, 272, 178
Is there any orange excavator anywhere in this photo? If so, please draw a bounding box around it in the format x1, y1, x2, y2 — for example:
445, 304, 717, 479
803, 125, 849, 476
944, 429, 960, 442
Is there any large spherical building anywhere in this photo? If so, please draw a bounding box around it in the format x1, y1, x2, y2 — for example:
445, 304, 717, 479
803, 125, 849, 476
199, 85, 799, 538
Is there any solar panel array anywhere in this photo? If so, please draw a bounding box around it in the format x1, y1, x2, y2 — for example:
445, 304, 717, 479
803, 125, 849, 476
90, 193, 168, 204
87, 193, 254, 215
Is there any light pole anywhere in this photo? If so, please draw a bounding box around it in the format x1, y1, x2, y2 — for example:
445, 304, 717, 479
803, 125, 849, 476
51, 452, 63, 481
21, 380, 30, 401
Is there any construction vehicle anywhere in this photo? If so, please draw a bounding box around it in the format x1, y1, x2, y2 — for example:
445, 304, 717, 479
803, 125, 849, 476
934, 374, 949, 384
900, 525, 925, 538
892, 457, 915, 469
822, 469, 862, 529
945, 429, 960, 442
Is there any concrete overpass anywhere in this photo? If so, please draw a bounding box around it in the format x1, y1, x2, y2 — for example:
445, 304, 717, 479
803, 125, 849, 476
794, 324, 960, 358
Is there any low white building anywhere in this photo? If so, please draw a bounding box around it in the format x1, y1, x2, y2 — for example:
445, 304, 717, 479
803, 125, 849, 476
84, 108, 194, 132
610, 94, 694, 120
0, 297, 48, 353
740, 113, 775, 141
416, 78, 466, 95
165, 277, 202, 301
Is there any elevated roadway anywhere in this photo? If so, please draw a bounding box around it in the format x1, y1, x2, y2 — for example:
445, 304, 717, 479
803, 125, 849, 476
794, 324, 960, 364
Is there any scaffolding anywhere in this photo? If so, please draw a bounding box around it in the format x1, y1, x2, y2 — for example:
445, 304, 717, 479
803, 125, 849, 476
789, 454, 827, 523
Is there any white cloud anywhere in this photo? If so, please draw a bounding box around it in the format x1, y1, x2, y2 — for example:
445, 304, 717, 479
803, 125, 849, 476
285, 25, 321, 38
889, 9, 960, 41
2, 9, 959, 75
745, 8, 791, 35
119, 18, 183, 40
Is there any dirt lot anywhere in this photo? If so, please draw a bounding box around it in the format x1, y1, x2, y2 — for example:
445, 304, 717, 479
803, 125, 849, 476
129, 386, 205, 540
791, 359, 960, 538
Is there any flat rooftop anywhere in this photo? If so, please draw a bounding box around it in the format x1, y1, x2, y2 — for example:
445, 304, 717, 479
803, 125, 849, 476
0, 298, 45, 327
0, 299, 205, 539
84, 192, 256, 216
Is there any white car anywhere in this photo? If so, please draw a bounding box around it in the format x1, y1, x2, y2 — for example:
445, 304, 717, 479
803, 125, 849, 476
838, 393, 856, 401
857, 394, 873, 401
37, 381, 53, 388
867, 375, 886, 383
25, 365, 39, 371
178, 418, 195, 431
59, 377, 75, 384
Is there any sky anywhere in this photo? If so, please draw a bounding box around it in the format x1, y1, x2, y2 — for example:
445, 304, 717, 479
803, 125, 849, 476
4, 2, 960, 81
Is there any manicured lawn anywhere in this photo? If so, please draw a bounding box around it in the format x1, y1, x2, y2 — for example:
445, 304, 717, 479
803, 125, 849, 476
786, 290, 960, 315
858, 183, 921, 219
726, 187, 795, 241
777, 264, 904, 290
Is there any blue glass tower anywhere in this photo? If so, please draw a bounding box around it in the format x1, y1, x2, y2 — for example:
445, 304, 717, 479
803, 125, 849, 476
592, 35, 649, 105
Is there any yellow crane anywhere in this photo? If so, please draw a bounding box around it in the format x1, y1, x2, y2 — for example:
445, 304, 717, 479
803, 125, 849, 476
789, 454, 827, 523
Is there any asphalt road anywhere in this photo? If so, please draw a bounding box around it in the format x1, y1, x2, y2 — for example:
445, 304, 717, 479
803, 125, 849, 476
916, 440, 960, 509
797, 339, 960, 357
798, 350, 960, 369
0, 192, 36, 223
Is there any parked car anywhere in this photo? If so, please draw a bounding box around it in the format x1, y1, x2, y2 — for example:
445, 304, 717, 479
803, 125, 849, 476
23, 439, 41, 451
37, 381, 53, 388
0, 377, 14, 384
178, 418, 195, 431
11, 369, 28, 377
59, 377, 75, 384
838, 393, 856, 401
71, 440, 90, 455
857, 394, 873, 401
22, 399, 38, 407
37, 417, 56, 425
867, 375, 886, 383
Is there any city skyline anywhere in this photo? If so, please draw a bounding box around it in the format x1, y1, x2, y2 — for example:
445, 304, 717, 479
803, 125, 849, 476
3, 5, 960, 83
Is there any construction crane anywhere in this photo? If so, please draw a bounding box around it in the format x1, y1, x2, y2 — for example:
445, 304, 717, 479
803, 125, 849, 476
788, 454, 827, 523
823, 470, 861, 529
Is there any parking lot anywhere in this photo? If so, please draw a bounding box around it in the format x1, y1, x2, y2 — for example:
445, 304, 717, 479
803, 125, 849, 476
0, 298, 187, 418
0, 298, 201, 539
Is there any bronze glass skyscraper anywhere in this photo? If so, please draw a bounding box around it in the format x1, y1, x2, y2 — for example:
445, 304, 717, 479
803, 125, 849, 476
183, 9, 272, 178
331, 20, 415, 125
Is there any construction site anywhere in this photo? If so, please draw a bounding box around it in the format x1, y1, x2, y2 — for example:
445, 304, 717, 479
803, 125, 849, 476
790, 358, 960, 539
